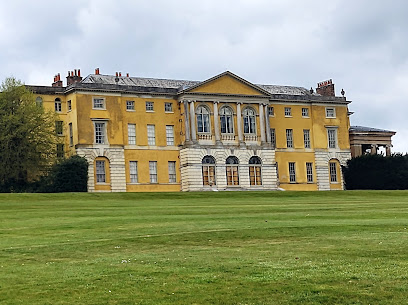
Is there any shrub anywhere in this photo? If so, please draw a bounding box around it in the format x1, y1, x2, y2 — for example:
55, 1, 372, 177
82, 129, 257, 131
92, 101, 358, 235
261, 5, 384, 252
50, 155, 88, 192
343, 154, 408, 190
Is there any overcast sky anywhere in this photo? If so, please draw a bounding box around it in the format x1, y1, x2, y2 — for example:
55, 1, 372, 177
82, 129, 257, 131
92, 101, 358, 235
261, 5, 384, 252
1, 0, 407, 152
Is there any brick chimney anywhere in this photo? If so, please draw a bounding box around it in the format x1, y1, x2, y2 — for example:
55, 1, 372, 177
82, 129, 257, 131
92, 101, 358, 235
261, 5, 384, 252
52, 73, 63, 87
95, 68, 100, 75
316, 79, 335, 96
66, 69, 83, 86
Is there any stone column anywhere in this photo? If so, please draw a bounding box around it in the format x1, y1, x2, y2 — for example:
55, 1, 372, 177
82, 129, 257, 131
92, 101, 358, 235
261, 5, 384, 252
236, 102, 244, 145
189, 101, 197, 142
182, 100, 191, 144
386, 144, 392, 156
213, 101, 221, 144
259, 103, 266, 143
351, 144, 362, 157
370, 144, 377, 155
264, 104, 271, 144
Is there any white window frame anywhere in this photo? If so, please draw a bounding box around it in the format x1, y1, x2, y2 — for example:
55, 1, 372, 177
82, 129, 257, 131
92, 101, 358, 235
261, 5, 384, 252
146, 101, 154, 112
128, 124, 136, 145
96, 160, 106, 183
289, 162, 296, 183
286, 129, 293, 148
166, 125, 174, 146
149, 161, 158, 183
284, 107, 292, 117
243, 107, 256, 134
94, 121, 107, 144
268, 106, 274, 116
129, 161, 138, 183
55, 98, 62, 112
67, 100, 72, 112
327, 128, 337, 149
220, 107, 234, 134
249, 156, 262, 186
326, 107, 336, 118
202, 156, 216, 186
330, 162, 338, 183
302, 108, 309, 117
306, 162, 313, 183
168, 161, 177, 183
126, 101, 135, 111
147, 124, 156, 145
93, 97, 105, 110
303, 129, 311, 148
226, 156, 239, 186
196, 106, 211, 133
165, 102, 173, 112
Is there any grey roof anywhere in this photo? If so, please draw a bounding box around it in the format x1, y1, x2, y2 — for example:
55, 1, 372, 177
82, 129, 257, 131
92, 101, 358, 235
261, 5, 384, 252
82, 74, 314, 96
257, 84, 317, 96
350, 126, 396, 133
82, 74, 200, 91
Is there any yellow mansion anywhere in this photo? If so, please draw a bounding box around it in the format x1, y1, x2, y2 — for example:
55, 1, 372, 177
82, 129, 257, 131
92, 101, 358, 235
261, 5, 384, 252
29, 69, 352, 192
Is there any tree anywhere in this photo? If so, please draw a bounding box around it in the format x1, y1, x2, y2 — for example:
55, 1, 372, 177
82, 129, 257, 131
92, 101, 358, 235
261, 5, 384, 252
50, 156, 88, 192
0, 77, 59, 191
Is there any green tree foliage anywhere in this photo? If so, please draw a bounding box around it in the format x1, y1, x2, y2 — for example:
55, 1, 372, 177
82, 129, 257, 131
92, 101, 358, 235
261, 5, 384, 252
343, 154, 408, 190
0, 77, 59, 191
49, 155, 88, 192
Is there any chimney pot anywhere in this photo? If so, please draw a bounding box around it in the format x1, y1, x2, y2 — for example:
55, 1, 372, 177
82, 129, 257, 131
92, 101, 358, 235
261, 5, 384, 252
316, 79, 335, 97
116, 72, 118, 77
126, 73, 129, 77
74, 69, 77, 76
78, 69, 81, 77
119, 72, 122, 77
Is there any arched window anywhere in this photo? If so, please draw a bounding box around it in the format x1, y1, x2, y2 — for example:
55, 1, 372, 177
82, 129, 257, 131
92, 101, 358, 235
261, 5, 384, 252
202, 155, 216, 185
243, 108, 256, 134
226, 156, 239, 186
36, 97, 43, 107
220, 107, 234, 134
329, 159, 339, 183
249, 156, 262, 186
95, 157, 110, 184
55, 98, 62, 112
196, 106, 210, 133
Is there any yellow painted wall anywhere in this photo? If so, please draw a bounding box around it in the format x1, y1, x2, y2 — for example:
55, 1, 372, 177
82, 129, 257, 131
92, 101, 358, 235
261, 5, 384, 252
269, 104, 314, 149
275, 151, 318, 191
189, 75, 264, 96
311, 105, 350, 150
75, 94, 181, 147
124, 149, 181, 192
36, 93, 72, 158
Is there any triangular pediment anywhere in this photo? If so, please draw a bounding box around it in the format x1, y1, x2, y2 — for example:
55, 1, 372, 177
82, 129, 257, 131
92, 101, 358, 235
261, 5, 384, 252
182, 71, 270, 96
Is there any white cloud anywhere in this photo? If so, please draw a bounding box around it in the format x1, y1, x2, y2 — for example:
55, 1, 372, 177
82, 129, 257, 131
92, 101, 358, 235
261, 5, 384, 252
0, 0, 407, 152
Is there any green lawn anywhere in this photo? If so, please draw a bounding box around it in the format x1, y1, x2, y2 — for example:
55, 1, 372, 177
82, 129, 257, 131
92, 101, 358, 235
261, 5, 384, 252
0, 191, 407, 304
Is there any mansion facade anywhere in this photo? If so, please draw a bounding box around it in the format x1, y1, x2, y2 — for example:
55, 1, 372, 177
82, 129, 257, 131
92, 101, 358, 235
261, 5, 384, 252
30, 70, 354, 192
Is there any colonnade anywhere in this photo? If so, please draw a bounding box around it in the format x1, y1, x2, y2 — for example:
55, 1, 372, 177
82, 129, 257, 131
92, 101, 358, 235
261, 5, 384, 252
180, 100, 272, 146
